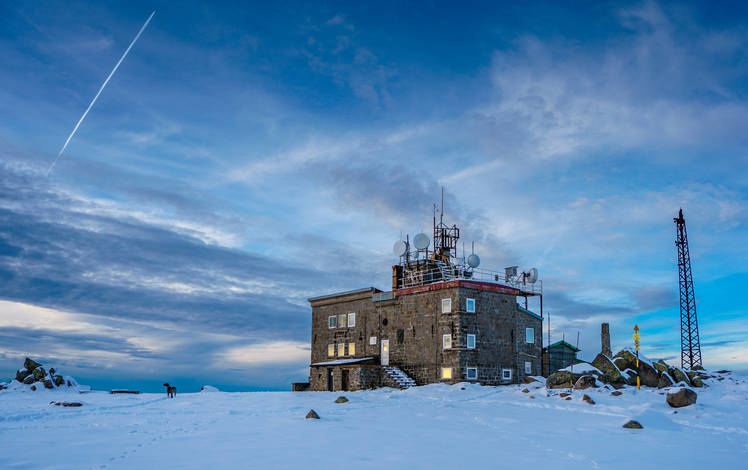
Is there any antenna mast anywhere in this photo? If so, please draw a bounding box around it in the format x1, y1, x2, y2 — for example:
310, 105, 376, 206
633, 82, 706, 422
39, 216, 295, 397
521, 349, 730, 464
674, 208, 703, 369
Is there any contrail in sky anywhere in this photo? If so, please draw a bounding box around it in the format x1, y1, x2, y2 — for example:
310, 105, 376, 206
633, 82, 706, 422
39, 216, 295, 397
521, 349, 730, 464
47, 11, 155, 176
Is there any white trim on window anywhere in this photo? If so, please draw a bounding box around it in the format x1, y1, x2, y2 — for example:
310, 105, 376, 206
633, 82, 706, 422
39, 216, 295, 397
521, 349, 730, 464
525, 361, 532, 374
526, 327, 534, 344
349, 342, 356, 356
441, 367, 453, 380
442, 334, 452, 349
347, 312, 356, 327
369, 336, 377, 345
441, 298, 452, 313
337, 343, 345, 356
502, 368, 512, 381
467, 334, 476, 349
328, 316, 337, 329
466, 298, 475, 313
327, 344, 335, 357
466, 367, 478, 380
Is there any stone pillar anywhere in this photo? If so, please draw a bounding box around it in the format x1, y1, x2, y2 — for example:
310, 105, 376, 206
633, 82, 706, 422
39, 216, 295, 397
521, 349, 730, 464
601, 323, 611, 357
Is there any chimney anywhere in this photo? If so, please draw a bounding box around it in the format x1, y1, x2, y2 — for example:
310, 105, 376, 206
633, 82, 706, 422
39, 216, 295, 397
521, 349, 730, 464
601, 323, 611, 357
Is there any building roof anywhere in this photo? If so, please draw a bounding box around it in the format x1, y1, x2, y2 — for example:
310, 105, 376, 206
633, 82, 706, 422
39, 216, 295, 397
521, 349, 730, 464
307, 287, 381, 303
546, 340, 581, 352
516, 304, 542, 321
310, 357, 375, 367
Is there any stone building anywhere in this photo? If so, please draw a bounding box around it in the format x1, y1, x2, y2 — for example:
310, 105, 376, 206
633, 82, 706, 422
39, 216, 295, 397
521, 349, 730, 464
306, 211, 543, 391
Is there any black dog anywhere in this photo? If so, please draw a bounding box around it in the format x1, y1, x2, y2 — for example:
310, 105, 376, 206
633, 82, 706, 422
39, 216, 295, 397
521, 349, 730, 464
163, 383, 176, 398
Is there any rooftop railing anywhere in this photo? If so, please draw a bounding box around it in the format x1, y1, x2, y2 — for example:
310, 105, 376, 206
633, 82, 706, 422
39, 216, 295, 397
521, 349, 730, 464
397, 263, 542, 295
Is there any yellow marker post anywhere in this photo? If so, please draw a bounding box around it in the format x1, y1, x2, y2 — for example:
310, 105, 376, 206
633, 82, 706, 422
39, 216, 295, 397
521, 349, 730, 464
634, 325, 641, 390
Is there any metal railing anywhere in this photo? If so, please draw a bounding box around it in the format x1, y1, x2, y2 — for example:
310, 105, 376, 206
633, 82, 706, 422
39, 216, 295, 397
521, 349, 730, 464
397, 263, 542, 295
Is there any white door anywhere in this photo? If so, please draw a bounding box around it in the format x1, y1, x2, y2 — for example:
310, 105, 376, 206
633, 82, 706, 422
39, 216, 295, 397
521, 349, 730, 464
381, 340, 389, 366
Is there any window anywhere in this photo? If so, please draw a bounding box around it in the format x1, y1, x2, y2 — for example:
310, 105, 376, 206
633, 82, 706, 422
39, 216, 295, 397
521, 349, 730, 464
526, 328, 534, 344
369, 336, 377, 345
466, 367, 478, 380
337, 344, 345, 356
347, 312, 356, 327
466, 298, 475, 313
502, 369, 512, 381
328, 316, 336, 329
467, 334, 476, 349
338, 314, 347, 328
397, 329, 405, 344
327, 344, 335, 357
441, 367, 453, 380
441, 298, 452, 313
349, 342, 356, 356
525, 361, 532, 375
442, 334, 452, 349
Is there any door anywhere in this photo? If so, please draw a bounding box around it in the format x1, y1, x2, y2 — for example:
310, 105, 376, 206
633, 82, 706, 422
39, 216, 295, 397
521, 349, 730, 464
327, 368, 333, 391
341, 369, 349, 391
381, 339, 390, 366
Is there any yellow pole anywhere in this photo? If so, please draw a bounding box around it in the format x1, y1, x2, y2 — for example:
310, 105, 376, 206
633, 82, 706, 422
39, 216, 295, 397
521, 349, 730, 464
634, 324, 641, 390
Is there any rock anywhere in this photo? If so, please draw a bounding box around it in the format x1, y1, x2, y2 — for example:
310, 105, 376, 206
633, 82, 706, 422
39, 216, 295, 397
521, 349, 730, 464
49, 368, 56, 375
23, 375, 35, 385
692, 365, 705, 371
622, 369, 638, 386
611, 391, 623, 396
67, 380, 72, 387
564, 397, 572, 400
24, 358, 42, 371
690, 376, 703, 387
51, 402, 82, 407
43, 379, 54, 389
623, 420, 643, 429
582, 394, 595, 405
305, 409, 320, 419
0, 383, 6, 391
521, 388, 530, 393
613, 350, 638, 372
666, 388, 697, 408
573, 375, 598, 390
653, 360, 669, 374
30, 385, 37, 391
529, 395, 535, 399
638, 361, 659, 388
53, 376, 64, 387
716, 369, 730, 374
559, 392, 570, 398
335, 396, 349, 403
670, 367, 690, 385
658, 373, 674, 389
32, 367, 47, 380
546, 371, 574, 389
591, 354, 625, 385
200, 385, 220, 392
16, 368, 31, 382
522, 376, 539, 384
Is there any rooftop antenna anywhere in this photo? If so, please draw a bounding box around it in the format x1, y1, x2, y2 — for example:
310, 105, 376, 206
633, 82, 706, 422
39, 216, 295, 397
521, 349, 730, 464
440, 186, 445, 225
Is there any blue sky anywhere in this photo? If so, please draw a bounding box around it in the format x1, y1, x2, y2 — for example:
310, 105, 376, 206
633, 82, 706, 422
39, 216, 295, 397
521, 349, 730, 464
1, 0, 747, 391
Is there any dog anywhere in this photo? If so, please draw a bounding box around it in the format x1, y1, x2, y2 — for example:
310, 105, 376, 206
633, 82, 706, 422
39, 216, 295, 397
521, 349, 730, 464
163, 383, 176, 398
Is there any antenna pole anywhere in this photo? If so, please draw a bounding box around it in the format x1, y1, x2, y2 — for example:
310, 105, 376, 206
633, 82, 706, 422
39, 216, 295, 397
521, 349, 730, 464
440, 187, 444, 224
674, 208, 702, 369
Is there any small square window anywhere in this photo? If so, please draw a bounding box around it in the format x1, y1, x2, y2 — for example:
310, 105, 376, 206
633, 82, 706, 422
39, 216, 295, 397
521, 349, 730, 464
466, 367, 478, 380
347, 312, 356, 327
441, 367, 453, 380
442, 334, 452, 349
327, 344, 334, 357
328, 316, 337, 328
369, 336, 377, 345
525, 361, 532, 374
441, 298, 452, 313
338, 314, 347, 328
526, 328, 534, 344
502, 368, 512, 381
337, 344, 345, 356
466, 298, 475, 313
467, 334, 476, 349
349, 342, 356, 356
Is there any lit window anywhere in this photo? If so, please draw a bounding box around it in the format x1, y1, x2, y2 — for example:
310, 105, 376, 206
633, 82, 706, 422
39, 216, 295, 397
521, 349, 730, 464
441, 298, 451, 313
441, 367, 453, 380
466, 367, 478, 380
349, 342, 356, 356
467, 334, 476, 349
502, 369, 512, 381
328, 344, 334, 357
526, 328, 534, 344
525, 361, 532, 374
328, 316, 336, 328
338, 314, 347, 328
369, 336, 377, 345
466, 298, 475, 313
442, 334, 452, 349
338, 344, 345, 356
348, 312, 356, 327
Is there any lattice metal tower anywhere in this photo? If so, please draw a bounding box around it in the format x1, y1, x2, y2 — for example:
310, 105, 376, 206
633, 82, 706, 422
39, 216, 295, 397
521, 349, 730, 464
674, 208, 702, 369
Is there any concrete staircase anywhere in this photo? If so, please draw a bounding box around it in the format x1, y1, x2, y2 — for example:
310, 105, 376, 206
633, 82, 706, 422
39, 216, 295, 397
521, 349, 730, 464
382, 366, 417, 389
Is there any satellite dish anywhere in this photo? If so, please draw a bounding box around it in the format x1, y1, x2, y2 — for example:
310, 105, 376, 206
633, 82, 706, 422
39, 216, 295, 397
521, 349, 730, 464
467, 253, 480, 268
393, 240, 407, 257
413, 233, 430, 250
525, 268, 538, 283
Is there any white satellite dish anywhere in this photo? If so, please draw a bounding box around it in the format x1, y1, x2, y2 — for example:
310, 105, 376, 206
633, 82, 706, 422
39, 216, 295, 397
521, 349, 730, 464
467, 253, 480, 268
413, 233, 430, 250
393, 240, 407, 257
524, 268, 538, 283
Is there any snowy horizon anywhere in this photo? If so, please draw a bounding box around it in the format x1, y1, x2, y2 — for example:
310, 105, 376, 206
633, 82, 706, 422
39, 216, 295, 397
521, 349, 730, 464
1, 0, 748, 391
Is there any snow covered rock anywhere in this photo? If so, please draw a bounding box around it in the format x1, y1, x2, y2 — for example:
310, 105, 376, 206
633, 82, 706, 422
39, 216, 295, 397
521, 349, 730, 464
591, 353, 625, 385
623, 420, 643, 429
2, 357, 84, 392
200, 385, 219, 392
666, 388, 697, 408
335, 396, 349, 403
305, 409, 320, 419
573, 375, 598, 390
658, 373, 674, 388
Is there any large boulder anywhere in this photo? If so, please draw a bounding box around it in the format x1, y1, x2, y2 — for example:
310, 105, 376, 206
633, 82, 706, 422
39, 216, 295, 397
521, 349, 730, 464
613, 350, 638, 372
690, 376, 704, 387
658, 373, 674, 388
573, 375, 598, 390
666, 388, 697, 408
623, 420, 643, 429
653, 360, 669, 375
23, 375, 35, 385
670, 367, 691, 385
32, 367, 47, 381
24, 358, 42, 371
15, 368, 31, 382
591, 354, 625, 385
43, 379, 54, 389
638, 361, 659, 387
546, 371, 574, 389
622, 369, 638, 386
53, 375, 65, 387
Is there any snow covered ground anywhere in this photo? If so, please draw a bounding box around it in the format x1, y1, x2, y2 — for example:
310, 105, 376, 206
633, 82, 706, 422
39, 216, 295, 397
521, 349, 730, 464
1, 373, 747, 469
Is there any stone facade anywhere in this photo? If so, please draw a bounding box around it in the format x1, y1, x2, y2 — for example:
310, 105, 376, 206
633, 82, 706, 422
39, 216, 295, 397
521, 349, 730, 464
308, 281, 543, 391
